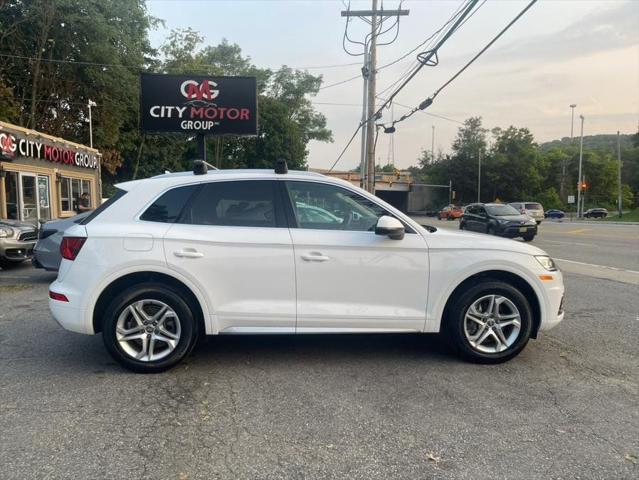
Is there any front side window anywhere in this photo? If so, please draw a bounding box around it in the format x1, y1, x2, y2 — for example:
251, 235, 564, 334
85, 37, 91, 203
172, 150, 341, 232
285, 181, 389, 232
140, 184, 198, 223
180, 180, 279, 228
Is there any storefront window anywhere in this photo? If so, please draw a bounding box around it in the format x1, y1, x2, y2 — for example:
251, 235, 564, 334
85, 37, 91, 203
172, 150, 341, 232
60, 177, 92, 213
5, 171, 19, 220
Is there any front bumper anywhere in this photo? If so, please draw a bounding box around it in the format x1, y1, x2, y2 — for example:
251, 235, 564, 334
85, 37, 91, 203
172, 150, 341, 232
498, 224, 538, 238
0, 239, 36, 261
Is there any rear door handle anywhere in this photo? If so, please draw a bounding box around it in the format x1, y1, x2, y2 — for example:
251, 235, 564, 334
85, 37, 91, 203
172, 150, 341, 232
174, 249, 204, 258
301, 252, 330, 262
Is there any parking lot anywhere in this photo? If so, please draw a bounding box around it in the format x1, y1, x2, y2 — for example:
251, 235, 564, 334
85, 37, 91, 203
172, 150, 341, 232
1, 220, 638, 479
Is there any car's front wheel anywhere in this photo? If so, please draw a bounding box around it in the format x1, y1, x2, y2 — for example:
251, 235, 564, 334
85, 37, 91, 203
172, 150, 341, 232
522, 233, 535, 242
445, 281, 533, 363
102, 283, 198, 373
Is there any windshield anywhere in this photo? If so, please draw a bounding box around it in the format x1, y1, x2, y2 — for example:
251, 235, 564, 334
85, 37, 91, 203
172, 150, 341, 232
486, 204, 520, 216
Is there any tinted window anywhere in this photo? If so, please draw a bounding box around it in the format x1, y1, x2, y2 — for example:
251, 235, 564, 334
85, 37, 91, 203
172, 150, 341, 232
286, 181, 391, 232
140, 185, 198, 223
465, 205, 476, 214
486, 204, 519, 216
80, 188, 127, 225
181, 180, 278, 228
525, 203, 542, 210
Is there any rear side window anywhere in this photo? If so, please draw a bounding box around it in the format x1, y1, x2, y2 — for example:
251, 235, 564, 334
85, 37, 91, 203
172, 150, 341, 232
180, 180, 281, 228
140, 185, 198, 223
525, 203, 542, 210
80, 188, 127, 225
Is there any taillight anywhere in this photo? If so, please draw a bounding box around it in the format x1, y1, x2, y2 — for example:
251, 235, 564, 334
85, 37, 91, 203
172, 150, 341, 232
49, 291, 69, 302
60, 236, 86, 260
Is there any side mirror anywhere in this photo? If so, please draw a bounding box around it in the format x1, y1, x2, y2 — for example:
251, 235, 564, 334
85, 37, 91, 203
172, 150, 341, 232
375, 215, 405, 240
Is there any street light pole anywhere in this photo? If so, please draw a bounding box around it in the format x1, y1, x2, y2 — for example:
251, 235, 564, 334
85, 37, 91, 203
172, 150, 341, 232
88, 99, 101, 200
431, 125, 435, 163
570, 104, 577, 142
577, 114, 584, 218
477, 150, 481, 203
617, 131, 622, 218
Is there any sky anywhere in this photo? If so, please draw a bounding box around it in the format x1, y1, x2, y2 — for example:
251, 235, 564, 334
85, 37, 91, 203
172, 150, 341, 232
146, 0, 639, 171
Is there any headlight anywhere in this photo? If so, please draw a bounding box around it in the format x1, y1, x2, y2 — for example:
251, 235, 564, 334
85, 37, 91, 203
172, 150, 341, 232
535, 255, 557, 271
0, 227, 15, 238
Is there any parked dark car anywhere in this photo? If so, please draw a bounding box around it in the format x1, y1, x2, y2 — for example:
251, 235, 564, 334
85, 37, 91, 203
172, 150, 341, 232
583, 208, 608, 218
544, 209, 565, 219
460, 203, 538, 241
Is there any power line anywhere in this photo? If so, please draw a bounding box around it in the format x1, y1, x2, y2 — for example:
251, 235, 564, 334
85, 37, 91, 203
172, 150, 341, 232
380, 0, 538, 132
0, 52, 361, 72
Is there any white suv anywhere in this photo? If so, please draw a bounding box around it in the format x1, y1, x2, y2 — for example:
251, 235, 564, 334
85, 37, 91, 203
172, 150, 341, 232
49, 165, 564, 372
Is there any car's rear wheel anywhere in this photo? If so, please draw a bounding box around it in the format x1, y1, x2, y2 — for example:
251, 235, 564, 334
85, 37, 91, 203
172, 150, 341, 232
445, 281, 533, 363
487, 225, 496, 236
102, 283, 198, 373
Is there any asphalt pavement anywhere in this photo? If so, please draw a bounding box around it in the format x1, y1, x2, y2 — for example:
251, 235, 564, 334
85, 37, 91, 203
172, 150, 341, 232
0, 222, 637, 479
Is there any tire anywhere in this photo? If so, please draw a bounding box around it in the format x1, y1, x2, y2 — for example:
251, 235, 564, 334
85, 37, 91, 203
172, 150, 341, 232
459, 222, 465, 230
522, 234, 535, 242
102, 282, 199, 373
0, 258, 23, 269
444, 281, 533, 364
487, 225, 496, 236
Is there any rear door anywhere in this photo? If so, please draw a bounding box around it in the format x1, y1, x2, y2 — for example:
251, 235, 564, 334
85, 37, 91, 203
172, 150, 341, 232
283, 180, 429, 332
162, 180, 296, 333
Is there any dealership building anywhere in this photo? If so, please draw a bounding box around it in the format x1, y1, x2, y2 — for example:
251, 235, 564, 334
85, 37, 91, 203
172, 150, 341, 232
0, 120, 100, 223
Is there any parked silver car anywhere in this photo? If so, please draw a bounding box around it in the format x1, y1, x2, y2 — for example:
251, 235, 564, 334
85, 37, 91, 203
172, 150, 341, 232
32, 212, 91, 271
0, 219, 37, 269
509, 202, 545, 224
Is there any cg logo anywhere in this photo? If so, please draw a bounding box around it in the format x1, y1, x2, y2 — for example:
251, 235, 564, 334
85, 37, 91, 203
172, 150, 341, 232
0, 132, 16, 155
180, 80, 219, 101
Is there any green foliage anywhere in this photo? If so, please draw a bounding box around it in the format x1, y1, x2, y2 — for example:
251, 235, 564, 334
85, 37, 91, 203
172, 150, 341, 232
0, 4, 332, 188
411, 120, 639, 210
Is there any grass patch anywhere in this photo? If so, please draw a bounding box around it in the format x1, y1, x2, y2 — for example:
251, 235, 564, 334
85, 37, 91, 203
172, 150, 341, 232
602, 208, 639, 222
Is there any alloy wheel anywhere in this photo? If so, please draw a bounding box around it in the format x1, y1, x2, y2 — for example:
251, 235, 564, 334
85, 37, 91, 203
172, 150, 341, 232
463, 294, 521, 354
115, 299, 181, 362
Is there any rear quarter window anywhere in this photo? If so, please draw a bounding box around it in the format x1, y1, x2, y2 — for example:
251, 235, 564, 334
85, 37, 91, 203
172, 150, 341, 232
140, 185, 199, 223
80, 188, 127, 225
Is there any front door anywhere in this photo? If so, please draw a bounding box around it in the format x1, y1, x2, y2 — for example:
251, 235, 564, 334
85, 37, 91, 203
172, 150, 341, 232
19, 173, 38, 223
284, 180, 429, 332
163, 179, 296, 333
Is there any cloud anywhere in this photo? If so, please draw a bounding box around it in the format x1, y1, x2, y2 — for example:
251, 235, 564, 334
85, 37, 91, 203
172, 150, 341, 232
472, 1, 639, 63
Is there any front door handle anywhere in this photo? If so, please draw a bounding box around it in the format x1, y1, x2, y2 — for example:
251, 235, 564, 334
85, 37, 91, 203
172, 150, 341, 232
174, 249, 204, 258
301, 252, 330, 262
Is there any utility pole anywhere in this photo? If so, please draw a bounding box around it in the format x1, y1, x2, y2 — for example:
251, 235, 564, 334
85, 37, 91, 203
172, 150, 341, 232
365, 0, 379, 194
617, 131, 622, 218
577, 114, 584, 218
477, 150, 481, 203
358, 54, 369, 188
88, 99, 101, 199
570, 104, 577, 141
431, 125, 435, 163
341, 1, 409, 193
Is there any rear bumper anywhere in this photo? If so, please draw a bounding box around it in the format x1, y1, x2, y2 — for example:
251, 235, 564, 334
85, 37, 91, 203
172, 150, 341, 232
49, 278, 94, 334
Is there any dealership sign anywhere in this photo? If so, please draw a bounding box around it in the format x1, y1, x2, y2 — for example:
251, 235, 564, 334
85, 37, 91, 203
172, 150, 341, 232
140, 73, 257, 135
0, 129, 98, 169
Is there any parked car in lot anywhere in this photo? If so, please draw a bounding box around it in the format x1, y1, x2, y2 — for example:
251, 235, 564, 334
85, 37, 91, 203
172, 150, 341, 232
583, 208, 608, 218
438, 205, 463, 220
544, 209, 565, 219
509, 202, 544, 224
460, 203, 538, 241
48, 165, 564, 372
0, 219, 38, 269
33, 212, 92, 271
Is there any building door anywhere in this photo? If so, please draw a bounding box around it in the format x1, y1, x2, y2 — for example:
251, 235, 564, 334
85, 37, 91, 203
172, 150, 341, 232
12, 172, 51, 223
19, 173, 38, 223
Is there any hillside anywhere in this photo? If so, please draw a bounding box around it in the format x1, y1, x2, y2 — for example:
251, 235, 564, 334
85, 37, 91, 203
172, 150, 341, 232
540, 133, 635, 152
